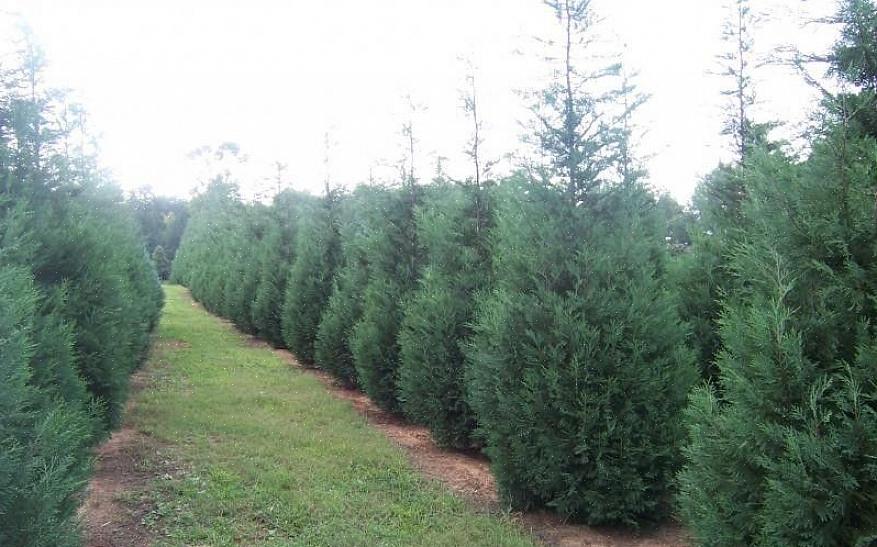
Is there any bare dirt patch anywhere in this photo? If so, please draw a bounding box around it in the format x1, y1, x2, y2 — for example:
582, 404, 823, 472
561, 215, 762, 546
80, 428, 153, 547
265, 341, 690, 547
81, 368, 168, 547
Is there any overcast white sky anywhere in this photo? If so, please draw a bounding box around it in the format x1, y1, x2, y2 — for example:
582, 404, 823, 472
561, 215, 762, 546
1, 0, 840, 203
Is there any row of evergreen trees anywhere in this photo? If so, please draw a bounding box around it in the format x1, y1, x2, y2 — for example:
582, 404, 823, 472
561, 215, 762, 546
173, 0, 877, 543
0, 41, 163, 545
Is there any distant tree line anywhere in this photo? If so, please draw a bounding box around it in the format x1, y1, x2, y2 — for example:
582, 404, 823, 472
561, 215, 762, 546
128, 189, 189, 280
173, 0, 877, 543
0, 37, 163, 545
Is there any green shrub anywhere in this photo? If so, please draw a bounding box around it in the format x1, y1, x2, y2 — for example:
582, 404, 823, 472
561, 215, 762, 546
349, 184, 421, 411
314, 189, 374, 385
397, 182, 491, 448
467, 181, 695, 524
251, 190, 313, 346
281, 191, 341, 363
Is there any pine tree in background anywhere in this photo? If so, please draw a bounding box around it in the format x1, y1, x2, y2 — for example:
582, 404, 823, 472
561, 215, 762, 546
466, 0, 695, 524
151, 245, 171, 280
129, 188, 189, 264
831, 0, 877, 138
281, 187, 342, 363
674, 0, 768, 377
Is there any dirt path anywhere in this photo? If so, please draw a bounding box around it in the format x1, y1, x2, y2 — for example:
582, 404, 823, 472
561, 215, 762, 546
80, 370, 155, 547
265, 341, 689, 547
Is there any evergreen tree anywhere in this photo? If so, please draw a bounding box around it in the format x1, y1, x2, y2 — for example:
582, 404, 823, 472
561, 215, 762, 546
222, 203, 268, 333
251, 189, 313, 346
151, 244, 171, 280
314, 187, 375, 386
0, 34, 162, 545
0, 266, 96, 547
281, 188, 341, 363
674, 0, 770, 376
349, 180, 423, 412
397, 178, 492, 447
466, 0, 695, 524
129, 188, 189, 262
172, 179, 243, 314
679, 6, 877, 539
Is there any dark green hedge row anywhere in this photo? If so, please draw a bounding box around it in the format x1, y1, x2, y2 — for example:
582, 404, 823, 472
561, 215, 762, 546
172, 2, 877, 541
172, 174, 694, 526
0, 55, 163, 546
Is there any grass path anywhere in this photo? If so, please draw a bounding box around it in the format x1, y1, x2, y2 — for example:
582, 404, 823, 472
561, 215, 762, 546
88, 285, 532, 546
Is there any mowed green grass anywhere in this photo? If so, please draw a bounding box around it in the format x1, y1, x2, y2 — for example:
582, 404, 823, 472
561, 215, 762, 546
129, 285, 533, 546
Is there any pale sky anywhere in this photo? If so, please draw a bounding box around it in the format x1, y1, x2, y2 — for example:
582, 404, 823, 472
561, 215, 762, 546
1, 0, 841, 203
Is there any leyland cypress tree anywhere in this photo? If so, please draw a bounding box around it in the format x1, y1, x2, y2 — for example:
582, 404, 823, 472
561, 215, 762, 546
0, 265, 96, 547
397, 180, 492, 448
466, 0, 694, 524
680, 7, 877, 538
314, 187, 376, 386
679, 89, 877, 547
0, 36, 162, 545
222, 203, 268, 333
281, 187, 342, 363
673, 0, 766, 376
397, 65, 495, 448
251, 189, 312, 346
172, 179, 242, 313
349, 181, 422, 411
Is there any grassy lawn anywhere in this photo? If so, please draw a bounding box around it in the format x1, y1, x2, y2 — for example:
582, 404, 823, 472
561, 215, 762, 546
128, 285, 532, 546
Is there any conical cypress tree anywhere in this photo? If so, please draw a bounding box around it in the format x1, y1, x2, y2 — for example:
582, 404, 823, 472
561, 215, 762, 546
397, 181, 491, 448
678, 131, 877, 546
349, 183, 422, 412
282, 190, 342, 363
465, 0, 695, 524
251, 190, 312, 346
467, 181, 694, 524
314, 187, 374, 386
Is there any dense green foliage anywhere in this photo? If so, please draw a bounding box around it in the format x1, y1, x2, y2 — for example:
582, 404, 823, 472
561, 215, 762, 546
468, 180, 694, 524
677, 1, 877, 544
252, 189, 313, 346
281, 190, 341, 363
171, 0, 877, 541
349, 183, 422, 411
313, 187, 376, 386
678, 137, 877, 546
397, 181, 492, 448
0, 44, 162, 545
172, 183, 317, 343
